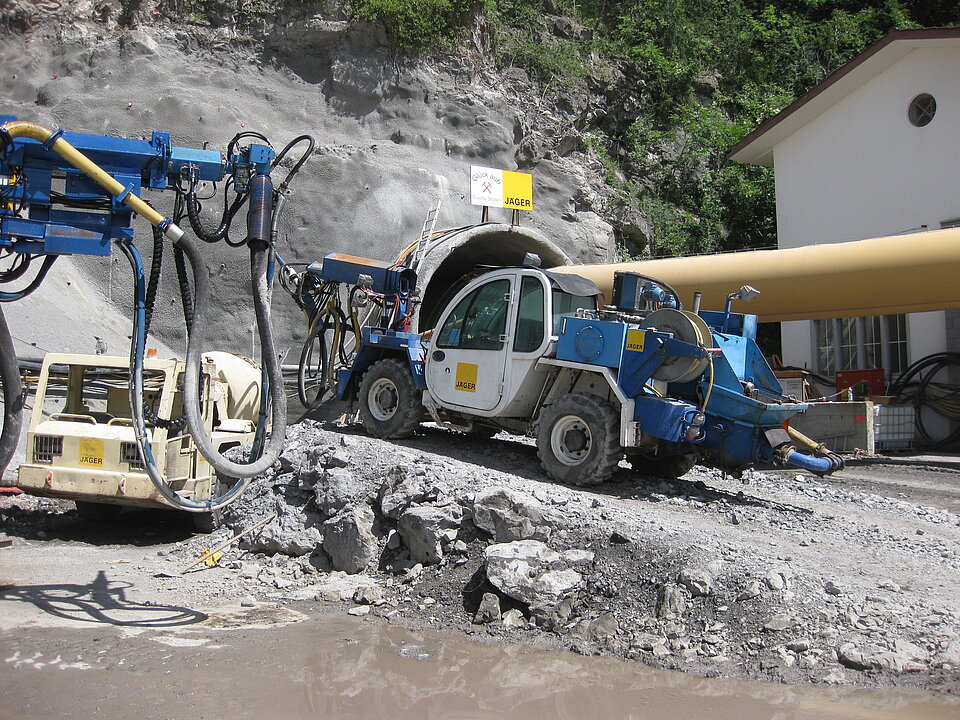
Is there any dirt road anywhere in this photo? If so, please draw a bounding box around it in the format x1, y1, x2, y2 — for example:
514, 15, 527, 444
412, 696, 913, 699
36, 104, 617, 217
2, 422, 959, 707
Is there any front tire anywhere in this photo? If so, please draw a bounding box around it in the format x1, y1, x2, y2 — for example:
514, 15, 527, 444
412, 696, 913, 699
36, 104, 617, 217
536, 393, 621, 486
358, 358, 421, 439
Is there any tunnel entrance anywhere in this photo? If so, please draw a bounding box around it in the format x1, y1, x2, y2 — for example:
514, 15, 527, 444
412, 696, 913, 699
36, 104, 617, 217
411, 223, 571, 331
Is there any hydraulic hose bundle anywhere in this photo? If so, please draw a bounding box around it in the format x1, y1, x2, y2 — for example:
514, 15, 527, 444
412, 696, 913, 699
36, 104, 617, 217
0, 120, 315, 511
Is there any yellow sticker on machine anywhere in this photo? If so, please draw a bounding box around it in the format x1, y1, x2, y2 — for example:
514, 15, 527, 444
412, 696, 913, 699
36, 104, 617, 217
78, 438, 105, 467
455, 362, 479, 392
626, 329, 646, 352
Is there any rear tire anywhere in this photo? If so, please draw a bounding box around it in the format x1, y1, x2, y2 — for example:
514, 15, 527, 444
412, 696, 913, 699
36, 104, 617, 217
536, 393, 621, 486
629, 452, 697, 479
190, 473, 235, 534
358, 358, 421, 439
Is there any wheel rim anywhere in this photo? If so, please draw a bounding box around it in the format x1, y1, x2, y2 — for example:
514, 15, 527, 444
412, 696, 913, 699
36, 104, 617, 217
368, 377, 399, 421
551, 414, 592, 466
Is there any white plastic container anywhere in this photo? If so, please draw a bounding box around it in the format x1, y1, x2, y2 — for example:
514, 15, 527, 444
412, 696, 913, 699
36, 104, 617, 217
874, 405, 915, 450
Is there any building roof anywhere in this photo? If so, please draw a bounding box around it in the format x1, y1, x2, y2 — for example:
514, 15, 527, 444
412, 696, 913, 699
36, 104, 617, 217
728, 27, 960, 167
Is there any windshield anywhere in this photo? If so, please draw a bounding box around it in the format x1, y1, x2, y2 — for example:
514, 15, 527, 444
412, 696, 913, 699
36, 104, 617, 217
40, 365, 167, 427
552, 289, 596, 334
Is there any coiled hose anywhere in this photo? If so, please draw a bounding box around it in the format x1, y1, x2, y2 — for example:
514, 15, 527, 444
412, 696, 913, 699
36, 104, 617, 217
888, 352, 960, 449
119, 232, 286, 512
178, 233, 286, 481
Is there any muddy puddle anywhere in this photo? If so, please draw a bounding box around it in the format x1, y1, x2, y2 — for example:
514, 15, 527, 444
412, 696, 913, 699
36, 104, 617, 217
2, 612, 957, 719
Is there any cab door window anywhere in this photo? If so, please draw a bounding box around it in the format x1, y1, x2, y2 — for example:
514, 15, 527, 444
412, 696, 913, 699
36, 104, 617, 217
513, 276, 545, 352
437, 279, 510, 350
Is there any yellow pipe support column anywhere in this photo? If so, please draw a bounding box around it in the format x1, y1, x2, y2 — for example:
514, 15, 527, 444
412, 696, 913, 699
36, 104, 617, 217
2, 120, 184, 242
552, 227, 960, 322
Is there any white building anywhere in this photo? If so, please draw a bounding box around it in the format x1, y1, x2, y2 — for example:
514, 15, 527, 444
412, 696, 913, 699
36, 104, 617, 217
729, 28, 960, 388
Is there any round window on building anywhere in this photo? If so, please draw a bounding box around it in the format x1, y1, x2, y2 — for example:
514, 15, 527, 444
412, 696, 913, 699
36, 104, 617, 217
908, 93, 936, 127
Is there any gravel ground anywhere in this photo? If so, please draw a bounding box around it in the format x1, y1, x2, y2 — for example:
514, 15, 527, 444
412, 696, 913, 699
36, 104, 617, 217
2, 419, 959, 694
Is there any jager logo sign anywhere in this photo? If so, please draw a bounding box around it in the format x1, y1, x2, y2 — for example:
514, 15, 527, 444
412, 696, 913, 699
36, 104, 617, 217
455, 362, 479, 392
78, 438, 105, 467
626, 329, 646, 352
470, 166, 533, 211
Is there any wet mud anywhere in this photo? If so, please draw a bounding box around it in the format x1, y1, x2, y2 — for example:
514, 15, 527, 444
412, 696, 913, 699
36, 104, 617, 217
2, 611, 958, 719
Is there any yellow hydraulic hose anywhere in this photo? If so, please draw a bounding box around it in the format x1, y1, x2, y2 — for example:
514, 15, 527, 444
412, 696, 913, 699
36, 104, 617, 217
786, 424, 828, 455
2, 121, 184, 242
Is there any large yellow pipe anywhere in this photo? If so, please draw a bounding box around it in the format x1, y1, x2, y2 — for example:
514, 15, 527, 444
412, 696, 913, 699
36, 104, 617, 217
553, 227, 960, 322
2, 121, 183, 242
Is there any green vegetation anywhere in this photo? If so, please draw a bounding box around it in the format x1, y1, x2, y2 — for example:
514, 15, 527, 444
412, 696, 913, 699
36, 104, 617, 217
352, 0, 959, 257
348, 0, 484, 51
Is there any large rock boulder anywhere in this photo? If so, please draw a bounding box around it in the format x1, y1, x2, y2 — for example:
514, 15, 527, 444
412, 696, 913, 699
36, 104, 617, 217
656, 583, 687, 619
398, 503, 463, 565
240, 510, 322, 557
313, 466, 365, 520
678, 567, 713, 597
322, 505, 378, 574
379, 465, 430, 520
484, 540, 590, 609
838, 640, 927, 673
472, 487, 563, 542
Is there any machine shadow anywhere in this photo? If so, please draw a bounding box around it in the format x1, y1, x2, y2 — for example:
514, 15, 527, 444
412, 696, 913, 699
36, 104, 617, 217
0, 570, 208, 627
0, 503, 199, 547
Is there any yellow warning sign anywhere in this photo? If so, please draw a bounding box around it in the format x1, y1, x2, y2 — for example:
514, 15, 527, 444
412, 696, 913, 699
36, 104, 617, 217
454, 362, 478, 392
626, 329, 646, 353
78, 438, 105, 467
502, 170, 533, 211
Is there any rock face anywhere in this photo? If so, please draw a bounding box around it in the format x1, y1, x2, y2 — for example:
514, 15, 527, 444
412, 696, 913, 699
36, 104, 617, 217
0, 8, 617, 363
483, 540, 590, 609
322, 505, 378, 574
398, 503, 463, 565
472, 487, 563, 542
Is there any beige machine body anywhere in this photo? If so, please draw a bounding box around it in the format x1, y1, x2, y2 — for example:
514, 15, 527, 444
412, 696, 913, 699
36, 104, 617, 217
16, 352, 260, 511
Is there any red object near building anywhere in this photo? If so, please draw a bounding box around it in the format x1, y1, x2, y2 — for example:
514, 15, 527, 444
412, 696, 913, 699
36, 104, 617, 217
835, 369, 886, 398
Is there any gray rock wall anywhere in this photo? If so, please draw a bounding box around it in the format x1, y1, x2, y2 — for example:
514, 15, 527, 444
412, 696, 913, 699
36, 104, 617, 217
1, 4, 615, 361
